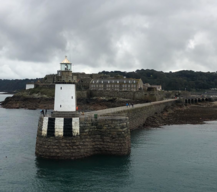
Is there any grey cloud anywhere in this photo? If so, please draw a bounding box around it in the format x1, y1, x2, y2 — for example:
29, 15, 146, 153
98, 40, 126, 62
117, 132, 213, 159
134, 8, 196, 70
1, 0, 217, 79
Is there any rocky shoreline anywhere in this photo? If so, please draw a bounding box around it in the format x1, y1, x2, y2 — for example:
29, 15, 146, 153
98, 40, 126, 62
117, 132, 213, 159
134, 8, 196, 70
1, 95, 147, 111
143, 102, 217, 128
1, 96, 54, 109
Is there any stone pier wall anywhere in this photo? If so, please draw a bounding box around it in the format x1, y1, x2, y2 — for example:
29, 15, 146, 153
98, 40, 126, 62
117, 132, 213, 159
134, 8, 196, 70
117, 102, 174, 130
35, 116, 130, 159
95, 100, 175, 130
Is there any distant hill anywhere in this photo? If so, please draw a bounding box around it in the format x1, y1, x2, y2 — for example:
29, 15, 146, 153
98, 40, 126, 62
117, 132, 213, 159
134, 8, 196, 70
0, 79, 42, 92
1, 69, 217, 92
99, 69, 217, 91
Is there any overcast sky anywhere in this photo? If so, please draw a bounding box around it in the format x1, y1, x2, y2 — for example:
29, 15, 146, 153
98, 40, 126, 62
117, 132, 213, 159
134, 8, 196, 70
1, 0, 217, 79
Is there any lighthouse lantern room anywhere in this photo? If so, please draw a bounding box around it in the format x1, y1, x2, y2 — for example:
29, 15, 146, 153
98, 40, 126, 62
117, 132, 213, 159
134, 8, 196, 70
60, 56, 72, 71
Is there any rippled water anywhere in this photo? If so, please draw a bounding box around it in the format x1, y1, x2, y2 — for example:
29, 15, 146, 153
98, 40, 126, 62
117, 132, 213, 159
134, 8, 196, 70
1, 100, 217, 192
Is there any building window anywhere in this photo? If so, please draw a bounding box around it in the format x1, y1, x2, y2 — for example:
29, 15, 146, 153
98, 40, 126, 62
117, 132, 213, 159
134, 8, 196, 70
124, 80, 126, 83
134, 81, 136, 83
108, 81, 110, 83
129, 81, 131, 83
93, 81, 94, 83
117, 81, 119, 83
101, 81, 103, 83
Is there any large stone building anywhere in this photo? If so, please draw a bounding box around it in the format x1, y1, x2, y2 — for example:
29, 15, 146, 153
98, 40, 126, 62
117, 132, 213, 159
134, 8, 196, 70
89, 78, 143, 91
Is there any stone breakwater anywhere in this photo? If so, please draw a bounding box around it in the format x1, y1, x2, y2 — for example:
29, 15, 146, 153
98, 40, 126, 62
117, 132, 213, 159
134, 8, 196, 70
35, 99, 176, 159
35, 116, 130, 159
86, 99, 176, 130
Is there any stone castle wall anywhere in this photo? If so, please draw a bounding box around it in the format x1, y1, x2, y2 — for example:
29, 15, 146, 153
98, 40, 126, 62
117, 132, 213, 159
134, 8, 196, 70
35, 116, 130, 159
90, 90, 165, 101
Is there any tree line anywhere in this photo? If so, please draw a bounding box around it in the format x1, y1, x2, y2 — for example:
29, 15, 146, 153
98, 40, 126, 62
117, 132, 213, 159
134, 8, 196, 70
1, 70, 217, 92
100, 69, 217, 91
0, 79, 41, 92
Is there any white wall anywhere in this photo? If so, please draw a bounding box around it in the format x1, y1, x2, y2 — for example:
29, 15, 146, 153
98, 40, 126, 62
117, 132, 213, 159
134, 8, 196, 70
54, 84, 76, 111
26, 84, 35, 89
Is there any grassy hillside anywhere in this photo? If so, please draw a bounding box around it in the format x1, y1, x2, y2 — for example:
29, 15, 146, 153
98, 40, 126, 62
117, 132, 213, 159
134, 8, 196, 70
15, 87, 55, 98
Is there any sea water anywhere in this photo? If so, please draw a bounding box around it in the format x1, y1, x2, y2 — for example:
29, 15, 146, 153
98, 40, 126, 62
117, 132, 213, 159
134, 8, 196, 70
0, 98, 217, 191
0, 94, 12, 103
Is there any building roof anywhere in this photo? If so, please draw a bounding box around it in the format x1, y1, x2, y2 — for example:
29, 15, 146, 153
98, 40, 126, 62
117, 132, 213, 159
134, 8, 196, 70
90, 78, 141, 84
60, 56, 71, 64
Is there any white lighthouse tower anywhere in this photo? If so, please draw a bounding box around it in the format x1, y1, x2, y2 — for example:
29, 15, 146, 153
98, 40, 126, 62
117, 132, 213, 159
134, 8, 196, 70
54, 56, 77, 113
54, 84, 76, 111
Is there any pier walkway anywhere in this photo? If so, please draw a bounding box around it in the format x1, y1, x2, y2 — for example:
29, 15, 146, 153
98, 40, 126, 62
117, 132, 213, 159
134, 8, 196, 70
85, 99, 177, 118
